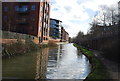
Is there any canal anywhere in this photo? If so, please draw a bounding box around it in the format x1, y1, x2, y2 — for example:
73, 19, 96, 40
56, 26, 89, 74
2, 43, 91, 79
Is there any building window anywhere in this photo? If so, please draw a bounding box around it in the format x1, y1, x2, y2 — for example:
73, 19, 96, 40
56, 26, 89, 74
4, 6, 8, 12
15, 5, 28, 12
15, 6, 19, 11
31, 5, 36, 10
3, 16, 8, 21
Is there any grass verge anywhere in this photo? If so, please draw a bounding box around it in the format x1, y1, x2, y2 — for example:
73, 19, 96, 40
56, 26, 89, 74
73, 43, 110, 81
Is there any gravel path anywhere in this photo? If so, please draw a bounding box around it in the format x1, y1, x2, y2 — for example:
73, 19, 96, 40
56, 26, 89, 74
93, 51, 119, 81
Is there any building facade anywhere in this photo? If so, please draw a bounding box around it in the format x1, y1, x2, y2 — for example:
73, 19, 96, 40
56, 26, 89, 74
50, 18, 62, 39
2, 1, 50, 43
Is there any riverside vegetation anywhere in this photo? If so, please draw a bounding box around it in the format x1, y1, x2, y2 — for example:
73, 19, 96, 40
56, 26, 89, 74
73, 44, 110, 80
2, 39, 57, 58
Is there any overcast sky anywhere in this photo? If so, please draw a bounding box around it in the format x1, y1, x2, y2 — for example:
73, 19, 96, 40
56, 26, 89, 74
50, 0, 119, 37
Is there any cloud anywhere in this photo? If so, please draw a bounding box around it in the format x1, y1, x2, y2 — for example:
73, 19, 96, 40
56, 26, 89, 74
50, 0, 119, 37
63, 6, 72, 13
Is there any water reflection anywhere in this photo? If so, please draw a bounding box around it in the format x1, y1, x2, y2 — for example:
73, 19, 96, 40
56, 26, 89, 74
35, 48, 49, 80
2, 48, 49, 79
47, 43, 91, 79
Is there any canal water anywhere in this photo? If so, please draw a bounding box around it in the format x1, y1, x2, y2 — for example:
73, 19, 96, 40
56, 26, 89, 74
2, 43, 91, 79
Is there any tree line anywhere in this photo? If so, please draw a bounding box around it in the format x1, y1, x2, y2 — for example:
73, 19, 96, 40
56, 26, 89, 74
72, 4, 119, 62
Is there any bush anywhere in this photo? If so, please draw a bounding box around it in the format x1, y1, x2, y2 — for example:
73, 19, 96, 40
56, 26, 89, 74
2, 40, 40, 58
2, 40, 26, 58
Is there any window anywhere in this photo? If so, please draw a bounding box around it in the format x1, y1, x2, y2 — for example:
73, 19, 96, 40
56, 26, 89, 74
15, 6, 19, 11
4, 6, 8, 12
15, 5, 28, 12
3, 16, 8, 21
21, 5, 28, 12
31, 5, 36, 10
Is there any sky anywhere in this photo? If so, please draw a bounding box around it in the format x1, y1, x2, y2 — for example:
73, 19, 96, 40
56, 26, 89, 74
50, 0, 119, 37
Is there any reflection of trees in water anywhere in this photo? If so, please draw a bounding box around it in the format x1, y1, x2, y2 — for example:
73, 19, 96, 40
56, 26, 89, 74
35, 48, 49, 80
77, 51, 89, 62
76, 50, 83, 59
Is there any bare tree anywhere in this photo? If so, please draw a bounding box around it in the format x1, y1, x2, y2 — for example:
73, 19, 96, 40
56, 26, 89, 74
95, 4, 118, 26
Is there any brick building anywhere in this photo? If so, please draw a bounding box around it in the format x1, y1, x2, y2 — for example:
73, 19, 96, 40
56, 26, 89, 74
2, 1, 50, 43
61, 27, 69, 42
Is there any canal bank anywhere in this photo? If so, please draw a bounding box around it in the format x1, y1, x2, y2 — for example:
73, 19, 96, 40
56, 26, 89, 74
73, 44, 110, 80
2, 40, 57, 58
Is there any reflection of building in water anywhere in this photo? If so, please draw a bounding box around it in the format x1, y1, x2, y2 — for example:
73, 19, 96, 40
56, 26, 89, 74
35, 48, 49, 79
57, 44, 64, 62
48, 45, 63, 61
57, 45, 60, 63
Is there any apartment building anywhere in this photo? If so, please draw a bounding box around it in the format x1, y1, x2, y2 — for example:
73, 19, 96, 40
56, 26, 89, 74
2, 1, 50, 43
50, 18, 62, 39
